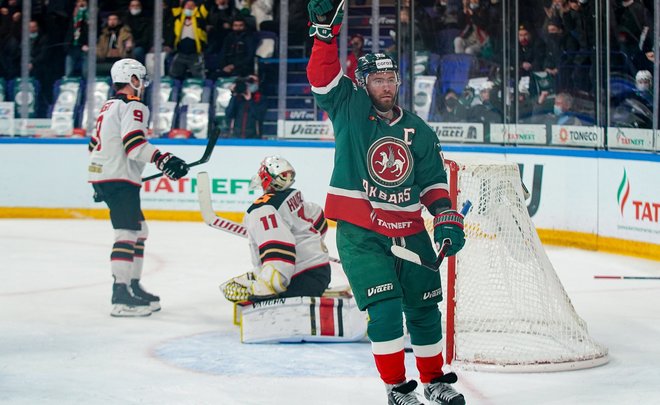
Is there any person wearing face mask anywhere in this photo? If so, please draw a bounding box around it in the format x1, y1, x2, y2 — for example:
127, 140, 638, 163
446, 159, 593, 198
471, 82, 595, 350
225, 75, 267, 138
124, 0, 152, 64
218, 14, 256, 77
433, 89, 468, 122
345, 34, 365, 83
169, 0, 208, 80
552, 92, 583, 125
542, 18, 570, 91
632, 70, 653, 107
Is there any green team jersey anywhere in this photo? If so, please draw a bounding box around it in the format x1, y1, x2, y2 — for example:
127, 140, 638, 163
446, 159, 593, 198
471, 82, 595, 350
311, 72, 451, 237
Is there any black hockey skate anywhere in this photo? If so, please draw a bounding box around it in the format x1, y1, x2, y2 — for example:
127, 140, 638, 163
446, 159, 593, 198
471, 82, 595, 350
424, 372, 465, 405
130, 279, 161, 311
111, 283, 151, 317
387, 380, 423, 405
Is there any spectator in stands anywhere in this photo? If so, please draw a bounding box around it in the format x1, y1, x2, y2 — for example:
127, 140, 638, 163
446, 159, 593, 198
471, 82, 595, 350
518, 24, 545, 76
125, 0, 152, 64
468, 81, 502, 125
28, 20, 49, 115
454, 0, 490, 57
169, 0, 208, 80
206, 0, 237, 80
345, 34, 365, 83
632, 69, 653, 109
64, 0, 89, 77
218, 15, 255, 78
542, 17, 569, 91
225, 75, 267, 139
433, 89, 469, 122
0, 1, 21, 80
96, 13, 134, 76
563, 0, 594, 92
552, 92, 583, 125
614, 0, 650, 62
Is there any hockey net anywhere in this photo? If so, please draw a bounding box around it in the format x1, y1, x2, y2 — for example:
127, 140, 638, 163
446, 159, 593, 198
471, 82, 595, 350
437, 157, 608, 372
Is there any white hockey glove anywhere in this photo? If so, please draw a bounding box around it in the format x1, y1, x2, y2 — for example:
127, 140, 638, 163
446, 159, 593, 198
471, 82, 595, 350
249, 263, 288, 299
219, 272, 255, 302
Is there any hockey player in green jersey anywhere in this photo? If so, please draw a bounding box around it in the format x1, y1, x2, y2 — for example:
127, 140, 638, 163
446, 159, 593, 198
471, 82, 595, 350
306, 1, 466, 404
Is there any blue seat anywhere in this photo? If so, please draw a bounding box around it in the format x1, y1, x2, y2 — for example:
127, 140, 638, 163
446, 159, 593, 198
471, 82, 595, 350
438, 54, 476, 95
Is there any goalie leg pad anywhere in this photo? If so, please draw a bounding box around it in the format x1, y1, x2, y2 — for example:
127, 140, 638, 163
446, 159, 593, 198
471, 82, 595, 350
238, 296, 368, 344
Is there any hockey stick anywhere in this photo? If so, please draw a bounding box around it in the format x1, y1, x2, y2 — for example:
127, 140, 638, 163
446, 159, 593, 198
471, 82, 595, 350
594, 275, 660, 280
142, 130, 220, 182
197, 171, 342, 264
390, 200, 472, 272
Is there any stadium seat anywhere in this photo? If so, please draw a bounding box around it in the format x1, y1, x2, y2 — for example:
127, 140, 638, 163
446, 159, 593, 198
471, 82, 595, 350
438, 53, 476, 95
9, 78, 40, 119
50, 77, 84, 135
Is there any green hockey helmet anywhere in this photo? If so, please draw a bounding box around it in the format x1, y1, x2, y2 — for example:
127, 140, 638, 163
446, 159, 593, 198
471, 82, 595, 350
355, 53, 399, 88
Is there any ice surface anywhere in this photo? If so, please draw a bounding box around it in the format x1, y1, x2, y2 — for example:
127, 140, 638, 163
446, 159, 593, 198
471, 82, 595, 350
1, 219, 659, 404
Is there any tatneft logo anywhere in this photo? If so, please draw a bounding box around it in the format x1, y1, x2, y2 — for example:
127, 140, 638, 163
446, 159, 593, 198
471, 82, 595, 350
143, 177, 254, 195
617, 168, 660, 223
616, 128, 646, 146
367, 283, 394, 297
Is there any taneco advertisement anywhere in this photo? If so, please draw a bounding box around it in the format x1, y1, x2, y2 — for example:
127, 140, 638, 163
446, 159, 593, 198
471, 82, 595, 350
0, 141, 658, 259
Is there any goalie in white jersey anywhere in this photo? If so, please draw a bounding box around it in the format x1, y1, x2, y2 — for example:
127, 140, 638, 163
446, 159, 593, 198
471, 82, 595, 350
88, 58, 190, 317
220, 156, 331, 302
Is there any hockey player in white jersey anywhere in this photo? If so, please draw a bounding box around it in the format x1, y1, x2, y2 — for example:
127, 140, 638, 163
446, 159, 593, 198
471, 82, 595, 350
220, 156, 331, 302
88, 58, 189, 317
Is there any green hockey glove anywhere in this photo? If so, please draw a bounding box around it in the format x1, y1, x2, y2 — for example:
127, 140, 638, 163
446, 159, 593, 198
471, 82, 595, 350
433, 209, 465, 257
308, 0, 345, 43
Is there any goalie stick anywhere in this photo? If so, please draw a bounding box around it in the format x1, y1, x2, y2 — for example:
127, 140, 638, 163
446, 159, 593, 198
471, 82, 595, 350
390, 200, 472, 272
197, 171, 341, 264
142, 129, 220, 182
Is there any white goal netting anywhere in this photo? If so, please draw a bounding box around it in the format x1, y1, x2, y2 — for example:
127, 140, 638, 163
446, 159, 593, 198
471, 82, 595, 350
443, 158, 608, 372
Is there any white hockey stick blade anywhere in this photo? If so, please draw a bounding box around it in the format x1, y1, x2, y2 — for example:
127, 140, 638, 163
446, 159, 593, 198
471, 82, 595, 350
197, 171, 248, 237
390, 245, 423, 266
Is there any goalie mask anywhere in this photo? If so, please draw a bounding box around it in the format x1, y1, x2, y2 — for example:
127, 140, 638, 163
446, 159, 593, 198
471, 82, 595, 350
355, 53, 400, 89
110, 58, 151, 98
250, 156, 296, 192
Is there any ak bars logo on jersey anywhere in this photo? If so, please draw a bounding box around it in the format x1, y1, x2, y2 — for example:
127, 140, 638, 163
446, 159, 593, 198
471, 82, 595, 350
367, 137, 413, 188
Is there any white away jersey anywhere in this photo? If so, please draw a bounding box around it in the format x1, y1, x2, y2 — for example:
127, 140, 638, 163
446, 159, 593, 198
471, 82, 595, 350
244, 188, 330, 287
88, 94, 158, 185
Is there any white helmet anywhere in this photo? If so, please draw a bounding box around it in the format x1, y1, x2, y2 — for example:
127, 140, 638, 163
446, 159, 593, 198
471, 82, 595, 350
250, 156, 296, 192
111, 58, 150, 96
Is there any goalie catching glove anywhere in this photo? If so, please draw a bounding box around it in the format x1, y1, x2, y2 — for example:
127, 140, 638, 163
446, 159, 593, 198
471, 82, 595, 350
219, 264, 288, 302
307, 0, 344, 43
433, 209, 465, 257
154, 152, 189, 180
